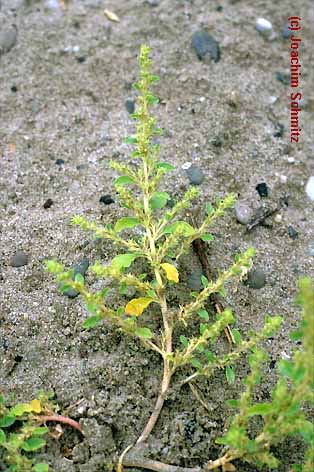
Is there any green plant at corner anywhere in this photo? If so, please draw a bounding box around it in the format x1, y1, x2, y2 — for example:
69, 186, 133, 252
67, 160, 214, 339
45, 46, 313, 471
211, 277, 314, 472
0, 392, 52, 472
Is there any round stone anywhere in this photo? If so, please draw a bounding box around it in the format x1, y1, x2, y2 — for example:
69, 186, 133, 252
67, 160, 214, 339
256, 18, 273, 37
10, 252, 29, 267
305, 176, 314, 201
246, 269, 266, 289
125, 99, 135, 114
186, 165, 204, 185
234, 202, 254, 225
187, 268, 204, 291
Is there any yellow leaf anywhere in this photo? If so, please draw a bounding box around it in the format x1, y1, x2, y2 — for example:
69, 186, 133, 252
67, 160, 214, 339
125, 298, 154, 316
30, 399, 41, 413
161, 263, 179, 283
104, 9, 120, 22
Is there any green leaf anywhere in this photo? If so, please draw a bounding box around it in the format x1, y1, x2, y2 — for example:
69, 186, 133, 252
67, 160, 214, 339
156, 162, 175, 172
226, 399, 239, 409
116, 307, 124, 316
114, 175, 135, 186
123, 136, 138, 144
163, 221, 194, 236
149, 192, 169, 210
146, 289, 157, 298
206, 203, 214, 214
180, 335, 189, 348
32, 427, 49, 436
33, 464, 49, 472
201, 233, 214, 242
247, 403, 273, 416
111, 253, 139, 271
146, 94, 159, 105
151, 75, 160, 82
0, 429, 6, 444
119, 283, 128, 295
86, 302, 98, 314
197, 309, 209, 321
74, 273, 85, 285
231, 329, 242, 344
0, 415, 16, 427
201, 275, 209, 288
225, 366, 235, 385
190, 358, 203, 370
134, 327, 153, 339
200, 323, 208, 335
82, 315, 102, 329
22, 437, 46, 452
114, 217, 141, 233
205, 350, 214, 363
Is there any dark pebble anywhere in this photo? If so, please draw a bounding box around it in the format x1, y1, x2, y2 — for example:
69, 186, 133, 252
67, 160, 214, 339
125, 99, 135, 114
99, 194, 115, 205
256, 182, 268, 198
76, 56, 86, 63
273, 123, 285, 138
187, 267, 204, 291
43, 198, 54, 209
63, 258, 90, 298
287, 225, 298, 240
10, 252, 29, 267
146, 0, 160, 5
192, 31, 220, 63
276, 71, 290, 85
11, 85, 18, 92
186, 165, 204, 185
282, 24, 292, 39
55, 158, 65, 166
245, 268, 266, 289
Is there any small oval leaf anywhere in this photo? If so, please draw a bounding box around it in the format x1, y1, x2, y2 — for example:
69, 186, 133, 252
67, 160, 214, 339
125, 298, 154, 316
114, 217, 141, 233
161, 263, 179, 283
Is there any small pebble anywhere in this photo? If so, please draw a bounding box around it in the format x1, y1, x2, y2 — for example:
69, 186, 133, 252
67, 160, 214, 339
287, 226, 298, 240
287, 157, 295, 164
256, 182, 268, 198
274, 214, 282, 223
56, 158, 65, 166
187, 268, 204, 291
182, 162, 192, 170
255, 18, 273, 37
63, 258, 90, 298
192, 31, 220, 63
99, 194, 114, 205
125, 99, 135, 114
268, 96, 278, 105
273, 123, 284, 138
305, 176, 314, 201
276, 71, 290, 85
186, 165, 204, 185
234, 201, 254, 225
245, 268, 266, 289
10, 252, 29, 267
11, 85, 18, 92
43, 198, 54, 209
76, 56, 86, 63
0, 25, 17, 55
280, 175, 287, 183
146, 0, 160, 5
282, 24, 292, 39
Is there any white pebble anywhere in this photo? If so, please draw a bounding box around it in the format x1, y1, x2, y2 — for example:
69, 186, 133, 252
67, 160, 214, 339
287, 157, 295, 164
280, 175, 287, 183
256, 18, 273, 36
268, 95, 278, 105
199, 96, 205, 102
305, 176, 314, 201
274, 214, 282, 223
182, 162, 192, 170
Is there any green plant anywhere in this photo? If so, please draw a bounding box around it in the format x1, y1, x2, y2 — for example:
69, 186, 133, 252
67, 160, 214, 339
0, 392, 50, 472
45, 46, 313, 471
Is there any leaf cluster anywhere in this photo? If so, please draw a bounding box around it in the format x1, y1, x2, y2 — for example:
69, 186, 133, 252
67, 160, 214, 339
0, 392, 52, 472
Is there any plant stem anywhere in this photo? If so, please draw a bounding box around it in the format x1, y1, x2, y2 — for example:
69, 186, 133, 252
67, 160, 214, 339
36, 414, 83, 433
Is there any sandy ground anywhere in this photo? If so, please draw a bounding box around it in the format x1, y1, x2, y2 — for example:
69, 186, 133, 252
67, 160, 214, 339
0, 0, 314, 470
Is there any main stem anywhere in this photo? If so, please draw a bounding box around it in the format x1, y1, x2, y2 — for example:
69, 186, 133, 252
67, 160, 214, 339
136, 161, 173, 444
